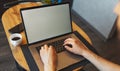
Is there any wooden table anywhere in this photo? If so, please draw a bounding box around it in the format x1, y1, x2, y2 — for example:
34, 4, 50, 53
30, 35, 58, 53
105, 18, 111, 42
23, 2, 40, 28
2, 2, 92, 71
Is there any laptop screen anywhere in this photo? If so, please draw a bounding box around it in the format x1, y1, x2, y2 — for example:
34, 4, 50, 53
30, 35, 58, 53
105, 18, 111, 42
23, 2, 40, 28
21, 3, 72, 44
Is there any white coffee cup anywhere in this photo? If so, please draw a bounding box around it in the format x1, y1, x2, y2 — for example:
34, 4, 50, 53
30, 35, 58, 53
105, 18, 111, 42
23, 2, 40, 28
9, 33, 22, 47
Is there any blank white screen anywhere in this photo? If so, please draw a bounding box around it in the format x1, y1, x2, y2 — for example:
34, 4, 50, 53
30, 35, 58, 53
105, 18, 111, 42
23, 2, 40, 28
21, 4, 71, 44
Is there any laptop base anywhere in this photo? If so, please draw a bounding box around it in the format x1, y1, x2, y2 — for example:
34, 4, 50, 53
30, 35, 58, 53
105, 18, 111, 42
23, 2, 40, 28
21, 31, 98, 71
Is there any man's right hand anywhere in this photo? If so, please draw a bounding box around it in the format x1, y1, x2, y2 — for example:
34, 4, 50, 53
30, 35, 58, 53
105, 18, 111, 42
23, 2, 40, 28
63, 38, 89, 56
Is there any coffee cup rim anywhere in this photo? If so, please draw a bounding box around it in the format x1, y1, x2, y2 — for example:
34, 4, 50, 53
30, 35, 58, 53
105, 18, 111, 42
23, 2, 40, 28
10, 33, 22, 40
9, 33, 22, 47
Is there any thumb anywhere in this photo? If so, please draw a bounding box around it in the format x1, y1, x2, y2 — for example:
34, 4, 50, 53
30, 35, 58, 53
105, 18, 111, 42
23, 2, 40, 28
64, 46, 72, 52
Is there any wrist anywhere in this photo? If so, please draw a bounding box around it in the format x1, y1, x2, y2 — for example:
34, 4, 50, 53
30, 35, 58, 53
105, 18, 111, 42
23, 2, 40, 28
82, 49, 92, 58
44, 64, 56, 71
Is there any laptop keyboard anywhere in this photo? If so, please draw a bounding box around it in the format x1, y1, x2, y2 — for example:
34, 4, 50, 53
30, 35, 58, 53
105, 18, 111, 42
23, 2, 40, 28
36, 38, 66, 53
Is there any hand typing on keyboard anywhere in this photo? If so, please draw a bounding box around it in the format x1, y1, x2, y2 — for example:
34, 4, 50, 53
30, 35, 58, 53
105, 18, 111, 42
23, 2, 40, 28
63, 38, 88, 55
40, 44, 57, 71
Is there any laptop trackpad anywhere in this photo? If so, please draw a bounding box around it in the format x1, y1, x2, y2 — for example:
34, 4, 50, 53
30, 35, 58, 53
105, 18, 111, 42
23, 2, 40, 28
57, 51, 84, 70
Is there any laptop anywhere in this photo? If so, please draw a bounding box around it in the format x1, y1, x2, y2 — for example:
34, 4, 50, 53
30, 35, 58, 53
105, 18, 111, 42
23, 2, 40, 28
20, 3, 85, 71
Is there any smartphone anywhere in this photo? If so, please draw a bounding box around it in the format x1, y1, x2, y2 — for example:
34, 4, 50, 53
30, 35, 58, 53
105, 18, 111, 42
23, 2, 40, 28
9, 23, 24, 34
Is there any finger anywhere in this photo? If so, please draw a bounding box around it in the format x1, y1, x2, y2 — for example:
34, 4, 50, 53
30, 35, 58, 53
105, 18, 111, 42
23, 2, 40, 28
49, 45, 56, 53
41, 46, 44, 50
64, 45, 72, 52
63, 40, 72, 46
64, 37, 73, 41
49, 45, 54, 49
64, 38, 74, 44
64, 38, 71, 42
39, 46, 43, 55
49, 45, 53, 50
44, 44, 48, 50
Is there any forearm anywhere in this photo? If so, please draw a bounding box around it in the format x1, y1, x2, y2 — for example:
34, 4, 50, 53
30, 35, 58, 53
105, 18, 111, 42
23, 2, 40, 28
82, 50, 120, 71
